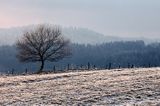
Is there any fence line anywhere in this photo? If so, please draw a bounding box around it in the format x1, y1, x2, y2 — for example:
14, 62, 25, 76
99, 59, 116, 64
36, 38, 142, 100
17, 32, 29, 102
2, 62, 158, 76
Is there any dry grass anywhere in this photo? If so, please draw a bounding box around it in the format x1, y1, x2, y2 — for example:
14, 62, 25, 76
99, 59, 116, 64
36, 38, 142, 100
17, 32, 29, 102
0, 68, 160, 106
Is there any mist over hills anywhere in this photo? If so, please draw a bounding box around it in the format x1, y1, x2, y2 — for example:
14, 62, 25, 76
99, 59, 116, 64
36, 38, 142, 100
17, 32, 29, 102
0, 26, 159, 45
0, 25, 160, 72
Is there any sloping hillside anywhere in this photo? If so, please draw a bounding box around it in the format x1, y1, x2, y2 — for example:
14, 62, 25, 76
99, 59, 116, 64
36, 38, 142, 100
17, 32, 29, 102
0, 26, 120, 45
0, 26, 158, 45
0, 68, 160, 105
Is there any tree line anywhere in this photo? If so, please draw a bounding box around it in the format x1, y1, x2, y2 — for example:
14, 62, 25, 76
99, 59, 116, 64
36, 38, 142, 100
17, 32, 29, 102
0, 40, 160, 74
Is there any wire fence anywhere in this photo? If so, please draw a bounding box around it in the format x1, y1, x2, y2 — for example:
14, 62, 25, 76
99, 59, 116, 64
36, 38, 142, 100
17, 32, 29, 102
0, 62, 158, 76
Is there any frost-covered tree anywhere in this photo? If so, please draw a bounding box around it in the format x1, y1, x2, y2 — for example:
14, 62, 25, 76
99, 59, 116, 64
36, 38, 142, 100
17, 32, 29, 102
16, 24, 71, 73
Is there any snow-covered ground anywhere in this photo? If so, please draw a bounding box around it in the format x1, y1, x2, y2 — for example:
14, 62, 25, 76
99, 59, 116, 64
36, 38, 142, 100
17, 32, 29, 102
0, 68, 160, 106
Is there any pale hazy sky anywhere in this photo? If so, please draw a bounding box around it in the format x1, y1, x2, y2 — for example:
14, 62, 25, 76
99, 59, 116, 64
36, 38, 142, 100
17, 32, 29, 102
0, 0, 160, 38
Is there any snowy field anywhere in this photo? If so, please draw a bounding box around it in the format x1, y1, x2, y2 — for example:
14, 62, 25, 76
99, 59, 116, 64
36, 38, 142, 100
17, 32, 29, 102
0, 68, 160, 106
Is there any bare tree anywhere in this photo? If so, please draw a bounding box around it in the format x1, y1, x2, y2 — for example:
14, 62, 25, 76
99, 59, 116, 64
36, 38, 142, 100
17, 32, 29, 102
16, 24, 71, 73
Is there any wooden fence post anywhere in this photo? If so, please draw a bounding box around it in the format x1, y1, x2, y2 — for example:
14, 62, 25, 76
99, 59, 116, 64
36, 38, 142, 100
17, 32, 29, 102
67, 64, 70, 70
119, 65, 121, 69
53, 66, 56, 72
88, 62, 90, 70
108, 63, 111, 70
93, 65, 96, 69
11, 68, 14, 75
105, 65, 108, 69
148, 63, 151, 68
128, 63, 130, 68
131, 64, 134, 68
25, 68, 28, 74
80, 64, 83, 70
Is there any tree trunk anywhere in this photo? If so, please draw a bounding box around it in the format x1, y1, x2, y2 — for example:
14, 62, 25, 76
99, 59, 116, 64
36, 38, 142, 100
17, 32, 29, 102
37, 60, 44, 73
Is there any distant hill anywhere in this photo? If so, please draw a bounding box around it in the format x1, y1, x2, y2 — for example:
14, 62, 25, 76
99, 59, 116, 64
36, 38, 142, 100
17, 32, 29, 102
0, 26, 159, 45
62, 27, 122, 44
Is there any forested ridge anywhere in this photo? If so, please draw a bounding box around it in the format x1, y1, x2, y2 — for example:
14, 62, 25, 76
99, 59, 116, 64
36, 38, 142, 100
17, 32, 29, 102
0, 40, 160, 73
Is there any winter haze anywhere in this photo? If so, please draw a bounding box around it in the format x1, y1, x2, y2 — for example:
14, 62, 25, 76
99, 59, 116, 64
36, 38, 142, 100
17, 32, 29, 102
0, 0, 160, 41
0, 1, 160, 105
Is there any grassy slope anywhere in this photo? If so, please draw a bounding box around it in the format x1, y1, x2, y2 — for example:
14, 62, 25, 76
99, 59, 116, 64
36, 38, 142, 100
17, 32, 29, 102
0, 68, 160, 106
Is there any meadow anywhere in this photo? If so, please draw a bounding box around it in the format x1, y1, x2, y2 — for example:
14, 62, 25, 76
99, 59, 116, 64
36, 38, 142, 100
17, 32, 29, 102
0, 68, 160, 105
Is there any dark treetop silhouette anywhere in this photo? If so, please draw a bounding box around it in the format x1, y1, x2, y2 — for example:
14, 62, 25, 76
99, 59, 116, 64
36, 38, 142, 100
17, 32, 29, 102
16, 24, 71, 73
